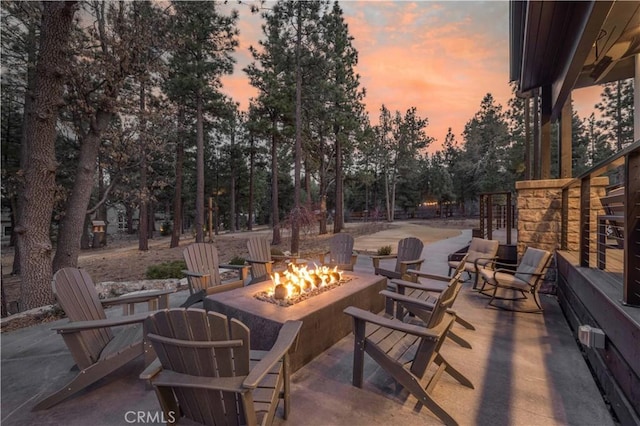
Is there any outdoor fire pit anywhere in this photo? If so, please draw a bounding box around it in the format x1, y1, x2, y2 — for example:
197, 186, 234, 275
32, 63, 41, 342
254, 263, 351, 306
204, 270, 386, 372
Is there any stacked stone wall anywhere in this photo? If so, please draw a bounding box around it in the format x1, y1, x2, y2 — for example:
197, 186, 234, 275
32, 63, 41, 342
515, 177, 609, 293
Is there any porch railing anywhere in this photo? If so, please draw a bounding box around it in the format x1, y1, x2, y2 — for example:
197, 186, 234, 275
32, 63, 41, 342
560, 140, 640, 307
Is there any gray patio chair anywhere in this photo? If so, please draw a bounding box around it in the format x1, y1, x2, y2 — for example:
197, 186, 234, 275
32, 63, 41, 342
447, 237, 500, 289
478, 247, 552, 313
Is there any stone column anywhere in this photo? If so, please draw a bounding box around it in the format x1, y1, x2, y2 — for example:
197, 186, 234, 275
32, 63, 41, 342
515, 177, 609, 292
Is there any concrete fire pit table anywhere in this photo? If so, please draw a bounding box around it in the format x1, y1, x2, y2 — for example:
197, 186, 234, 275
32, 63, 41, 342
204, 271, 386, 372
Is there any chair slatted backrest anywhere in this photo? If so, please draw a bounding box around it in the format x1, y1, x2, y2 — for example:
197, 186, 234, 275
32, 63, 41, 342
328, 233, 355, 266
395, 237, 424, 273
52, 268, 113, 369
515, 247, 552, 286
400, 270, 464, 329
247, 237, 271, 281
145, 309, 251, 425
183, 243, 222, 290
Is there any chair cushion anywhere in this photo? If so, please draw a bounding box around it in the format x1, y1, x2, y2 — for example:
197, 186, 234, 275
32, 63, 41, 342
448, 238, 499, 270
514, 248, 551, 284
479, 268, 530, 290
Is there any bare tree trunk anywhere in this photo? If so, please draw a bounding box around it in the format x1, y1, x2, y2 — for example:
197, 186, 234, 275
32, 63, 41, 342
248, 135, 255, 231
291, 1, 303, 255
304, 156, 311, 207
318, 128, 327, 235
229, 126, 237, 233
195, 91, 205, 243
80, 214, 91, 249
170, 134, 184, 248
138, 82, 149, 251
18, 1, 77, 310
384, 169, 392, 222
333, 128, 344, 233
271, 123, 281, 245
12, 6, 41, 276
53, 113, 110, 271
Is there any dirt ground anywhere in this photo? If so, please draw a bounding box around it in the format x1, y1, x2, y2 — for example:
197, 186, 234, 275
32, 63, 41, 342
0, 218, 477, 330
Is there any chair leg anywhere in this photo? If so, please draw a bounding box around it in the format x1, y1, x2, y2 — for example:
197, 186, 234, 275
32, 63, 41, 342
434, 353, 474, 389
180, 290, 205, 308
384, 281, 396, 317
454, 314, 475, 331
532, 291, 544, 312
472, 270, 480, 289
33, 345, 142, 410
447, 330, 472, 349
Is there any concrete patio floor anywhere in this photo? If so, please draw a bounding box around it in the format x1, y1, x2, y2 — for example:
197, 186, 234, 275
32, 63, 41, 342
1, 228, 615, 425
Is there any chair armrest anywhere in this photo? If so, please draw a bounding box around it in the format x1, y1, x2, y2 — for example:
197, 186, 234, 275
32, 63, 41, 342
243, 320, 303, 389
390, 278, 444, 293
153, 370, 246, 393
220, 264, 249, 271
53, 311, 151, 333
371, 254, 397, 269
139, 358, 162, 381
343, 306, 438, 339
399, 259, 425, 278
406, 269, 449, 282
245, 259, 274, 265
101, 289, 174, 308
380, 289, 436, 312
400, 258, 424, 266
494, 268, 543, 277
473, 256, 498, 269
492, 260, 518, 270
181, 270, 209, 278
370, 254, 398, 260
448, 251, 468, 262
220, 264, 251, 281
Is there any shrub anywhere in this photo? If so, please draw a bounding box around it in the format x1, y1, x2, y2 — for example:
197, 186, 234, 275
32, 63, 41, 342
228, 256, 246, 265
377, 245, 392, 256
146, 260, 187, 279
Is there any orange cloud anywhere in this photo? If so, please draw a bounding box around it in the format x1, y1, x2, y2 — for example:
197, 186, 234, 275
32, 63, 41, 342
220, 1, 601, 153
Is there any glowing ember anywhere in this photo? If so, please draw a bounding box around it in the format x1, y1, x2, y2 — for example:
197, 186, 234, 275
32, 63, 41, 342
254, 263, 350, 306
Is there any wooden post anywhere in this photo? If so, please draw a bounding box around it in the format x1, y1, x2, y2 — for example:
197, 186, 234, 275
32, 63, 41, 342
624, 147, 640, 306
559, 94, 572, 178
541, 86, 552, 179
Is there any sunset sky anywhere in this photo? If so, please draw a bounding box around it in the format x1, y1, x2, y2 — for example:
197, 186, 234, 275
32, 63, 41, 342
219, 1, 603, 153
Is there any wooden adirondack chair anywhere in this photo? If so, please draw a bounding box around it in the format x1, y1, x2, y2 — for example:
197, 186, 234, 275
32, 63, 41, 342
319, 233, 357, 271
386, 268, 472, 349
344, 273, 474, 426
371, 236, 425, 281
33, 267, 171, 410
396, 254, 476, 335
181, 243, 250, 307
142, 308, 302, 426
478, 247, 552, 313
246, 237, 297, 284
447, 237, 500, 289
246, 237, 275, 284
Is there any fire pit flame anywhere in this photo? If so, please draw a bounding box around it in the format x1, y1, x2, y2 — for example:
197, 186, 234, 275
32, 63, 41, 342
269, 264, 343, 300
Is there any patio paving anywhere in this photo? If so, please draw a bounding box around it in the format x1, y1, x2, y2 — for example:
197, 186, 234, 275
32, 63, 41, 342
1, 227, 615, 425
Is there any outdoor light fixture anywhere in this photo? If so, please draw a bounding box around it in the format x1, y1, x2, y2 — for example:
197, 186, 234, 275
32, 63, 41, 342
578, 325, 606, 349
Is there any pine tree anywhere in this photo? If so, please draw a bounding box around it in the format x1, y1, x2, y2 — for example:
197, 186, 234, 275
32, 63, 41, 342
595, 79, 634, 151
165, 1, 238, 243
